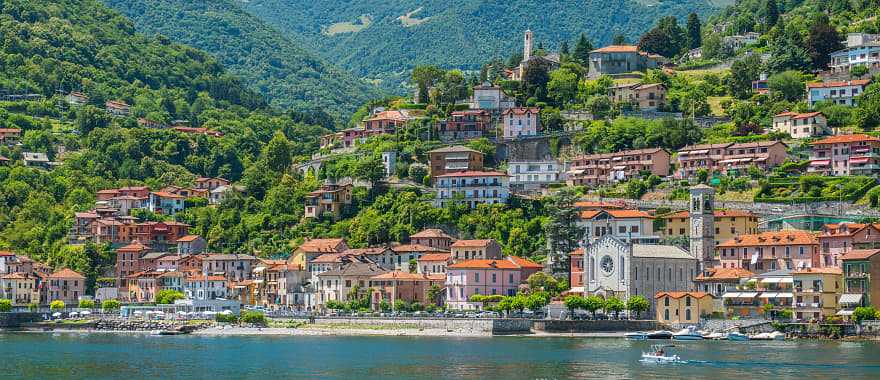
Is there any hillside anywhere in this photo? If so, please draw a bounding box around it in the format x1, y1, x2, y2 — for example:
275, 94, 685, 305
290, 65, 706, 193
242, 0, 724, 90
101, 0, 385, 123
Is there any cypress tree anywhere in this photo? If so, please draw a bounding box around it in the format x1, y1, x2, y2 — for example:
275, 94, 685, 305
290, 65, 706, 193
686, 13, 702, 50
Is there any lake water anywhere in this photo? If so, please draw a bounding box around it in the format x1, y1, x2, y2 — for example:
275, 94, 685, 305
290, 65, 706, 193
1, 332, 879, 379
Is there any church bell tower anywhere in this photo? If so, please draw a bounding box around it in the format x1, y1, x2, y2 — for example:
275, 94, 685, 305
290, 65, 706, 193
689, 184, 716, 270
524, 30, 533, 61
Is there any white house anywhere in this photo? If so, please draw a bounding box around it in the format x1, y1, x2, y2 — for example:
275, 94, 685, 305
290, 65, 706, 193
469, 82, 516, 111
507, 160, 562, 192
502, 108, 541, 140
807, 80, 870, 107
434, 171, 510, 209
772, 112, 830, 139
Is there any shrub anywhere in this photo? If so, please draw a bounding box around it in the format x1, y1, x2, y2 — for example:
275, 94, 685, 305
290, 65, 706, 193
215, 313, 238, 323
78, 299, 96, 309
101, 299, 121, 311
241, 311, 267, 326
0, 299, 12, 312
853, 306, 878, 323
28, 302, 39, 312
155, 289, 185, 304
50, 300, 65, 311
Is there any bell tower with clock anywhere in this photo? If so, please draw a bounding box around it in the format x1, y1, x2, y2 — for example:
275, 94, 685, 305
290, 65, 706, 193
689, 184, 716, 270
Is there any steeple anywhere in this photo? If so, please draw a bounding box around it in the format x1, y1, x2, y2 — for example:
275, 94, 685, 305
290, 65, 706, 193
524, 30, 533, 61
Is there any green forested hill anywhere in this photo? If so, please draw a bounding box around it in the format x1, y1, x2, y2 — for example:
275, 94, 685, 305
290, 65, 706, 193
101, 0, 384, 122
242, 0, 723, 90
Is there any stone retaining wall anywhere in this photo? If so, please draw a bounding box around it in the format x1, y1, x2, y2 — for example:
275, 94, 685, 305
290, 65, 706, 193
0, 312, 43, 328
532, 320, 660, 333
311, 317, 532, 334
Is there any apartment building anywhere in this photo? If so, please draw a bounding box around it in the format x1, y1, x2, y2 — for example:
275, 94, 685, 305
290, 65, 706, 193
566, 148, 671, 187
807, 79, 870, 107
433, 171, 509, 209
772, 112, 830, 139
808, 134, 880, 176
675, 141, 788, 179
428, 146, 484, 179
717, 230, 820, 274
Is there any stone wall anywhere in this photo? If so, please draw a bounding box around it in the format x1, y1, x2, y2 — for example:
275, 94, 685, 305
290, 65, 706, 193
312, 317, 531, 334
0, 312, 43, 328
532, 320, 660, 333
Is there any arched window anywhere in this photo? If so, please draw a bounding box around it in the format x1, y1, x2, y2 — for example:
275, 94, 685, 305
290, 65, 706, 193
686, 308, 692, 321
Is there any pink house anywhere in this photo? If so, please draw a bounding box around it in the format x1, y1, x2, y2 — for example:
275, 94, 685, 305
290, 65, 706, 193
502, 107, 541, 140
817, 223, 880, 267
445, 256, 542, 310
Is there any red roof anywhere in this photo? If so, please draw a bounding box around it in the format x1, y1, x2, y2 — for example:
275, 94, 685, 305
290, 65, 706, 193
0, 128, 22, 133
580, 209, 652, 219
451, 239, 495, 248
695, 268, 754, 282
507, 256, 543, 269
806, 79, 870, 88
151, 191, 185, 199
370, 271, 441, 281
718, 230, 818, 248
418, 253, 451, 262
655, 291, 712, 299
810, 134, 880, 145
175, 235, 202, 243
792, 267, 842, 275
448, 259, 520, 269
842, 249, 880, 260
49, 268, 85, 279
117, 241, 150, 252
501, 107, 541, 115
435, 171, 508, 178
591, 45, 639, 53
391, 244, 445, 253
297, 238, 346, 253
410, 229, 454, 239
791, 112, 824, 120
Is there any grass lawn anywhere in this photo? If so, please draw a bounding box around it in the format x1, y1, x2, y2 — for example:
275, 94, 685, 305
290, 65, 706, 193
716, 188, 759, 202
707, 96, 732, 116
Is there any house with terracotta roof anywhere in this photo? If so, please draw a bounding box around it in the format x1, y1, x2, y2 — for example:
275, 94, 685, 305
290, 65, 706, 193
468, 82, 516, 112
817, 223, 880, 267
132, 221, 190, 251
1, 253, 34, 275
202, 254, 258, 282
717, 230, 820, 274
148, 191, 185, 215
106, 194, 149, 216
445, 256, 543, 310
316, 262, 388, 308
433, 170, 510, 209
176, 235, 207, 255
675, 141, 788, 180
126, 271, 161, 303
0, 155, 10, 165
307, 251, 374, 290
390, 244, 447, 272
587, 45, 662, 78
0, 272, 40, 306
290, 238, 349, 270
184, 274, 228, 300
194, 177, 230, 191
410, 228, 455, 250
578, 209, 659, 245
792, 267, 843, 321
115, 241, 150, 289
65, 92, 89, 106
370, 271, 446, 310
105, 100, 130, 116
566, 148, 671, 187
655, 292, 714, 324
417, 253, 451, 275
609, 83, 667, 111
450, 239, 503, 262
0, 128, 21, 145
661, 210, 758, 247
694, 267, 754, 298
840, 249, 880, 310
807, 79, 871, 107
427, 145, 484, 179
304, 179, 352, 220
772, 111, 829, 138
363, 109, 418, 134
808, 134, 880, 176
502, 107, 541, 140
436, 109, 493, 141
47, 268, 85, 305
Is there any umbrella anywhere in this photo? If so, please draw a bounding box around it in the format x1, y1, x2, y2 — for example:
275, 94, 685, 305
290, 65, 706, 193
177, 311, 187, 315
80, 310, 91, 315
153, 311, 165, 315
220, 310, 233, 315
52, 312, 62, 317
133, 311, 143, 315
203, 311, 217, 316
69, 312, 79, 317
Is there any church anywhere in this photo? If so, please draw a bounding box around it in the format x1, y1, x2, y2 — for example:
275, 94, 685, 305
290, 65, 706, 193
511, 30, 560, 81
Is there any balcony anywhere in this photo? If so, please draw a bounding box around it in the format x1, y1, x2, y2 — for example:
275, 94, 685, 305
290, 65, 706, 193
846, 272, 870, 279
794, 302, 822, 309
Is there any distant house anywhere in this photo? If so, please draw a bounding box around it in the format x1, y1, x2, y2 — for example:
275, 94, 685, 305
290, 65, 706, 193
829, 33, 880, 74
194, 177, 230, 192
655, 292, 714, 325
105, 100, 131, 116
289, 238, 349, 270
427, 145, 484, 179
507, 160, 563, 192
173, 126, 223, 137
304, 179, 353, 220
588, 45, 662, 78
410, 228, 455, 250
772, 112, 830, 139
450, 239, 503, 262
209, 184, 244, 205
511, 30, 561, 81
501, 107, 541, 140
176, 235, 207, 255
609, 83, 667, 111
808, 134, 880, 177
722, 32, 760, 51
0, 156, 10, 166
370, 271, 446, 310
436, 110, 493, 141
468, 82, 516, 112
22, 152, 50, 169
148, 191, 186, 215
566, 148, 671, 187
433, 171, 510, 209
65, 92, 89, 106
363, 109, 417, 134
807, 79, 870, 107
137, 118, 166, 129
0, 128, 22, 145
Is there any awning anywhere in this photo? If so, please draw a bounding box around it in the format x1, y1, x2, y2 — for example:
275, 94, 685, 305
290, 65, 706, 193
690, 149, 709, 154
754, 157, 768, 162
810, 160, 830, 167
850, 157, 871, 165
718, 159, 737, 164
612, 157, 623, 161
837, 310, 855, 316
722, 292, 758, 298
612, 165, 626, 170
780, 278, 793, 284
722, 292, 742, 298
776, 292, 793, 298
761, 277, 782, 284
839, 293, 863, 305
759, 292, 778, 298
567, 169, 585, 175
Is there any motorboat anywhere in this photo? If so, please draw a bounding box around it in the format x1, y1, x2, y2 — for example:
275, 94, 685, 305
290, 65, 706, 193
646, 330, 673, 339
641, 344, 682, 363
769, 331, 786, 341
672, 326, 704, 341
703, 332, 726, 340
727, 331, 749, 341
750, 331, 785, 341
625, 332, 648, 341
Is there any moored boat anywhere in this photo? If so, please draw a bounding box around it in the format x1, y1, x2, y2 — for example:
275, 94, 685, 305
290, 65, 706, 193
672, 326, 704, 341
727, 331, 749, 341
625, 332, 648, 341
646, 330, 673, 339
703, 332, 726, 340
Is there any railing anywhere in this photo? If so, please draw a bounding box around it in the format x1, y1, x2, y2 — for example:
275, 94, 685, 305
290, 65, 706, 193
846, 272, 870, 279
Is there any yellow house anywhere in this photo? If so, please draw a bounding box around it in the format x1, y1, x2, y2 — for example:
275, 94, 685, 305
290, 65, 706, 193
288, 238, 348, 269
655, 292, 714, 325
661, 210, 758, 246
792, 267, 843, 322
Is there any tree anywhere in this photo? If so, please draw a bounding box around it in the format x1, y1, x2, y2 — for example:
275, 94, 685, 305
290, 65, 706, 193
857, 83, 880, 130
626, 296, 649, 319
525, 292, 551, 312
612, 34, 626, 45
412, 65, 445, 103
262, 131, 293, 172
426, 284, 442, 306
851, 65, 869, 79
520, 60, 552, 100
638, 16, 686, 58
0, 299, 11, 312
765, 0, 779, 26
572, 33, 593, 66
728, 54, 762, 99
547, 68, 579, 106
78, 299, 95, 309
354, 155, 386, 184
527, 272, 558, 293
806, 14, 843, 70
393, 299, 408, 312
767, 21, 811, 73
564, 295, 582, 318
101, 299, 121, 311
767, 71, 805, 102
586, 95, 613, 119
50, 300, 65, 311
560, 40, 570, 56
686, 13, 701, 50
379, 300, 391, 312
583, 296, 605, 318
853, 306, 878, 323
156, 289, 185, 304
605, 297, 625, 319
544, 188, 586, 276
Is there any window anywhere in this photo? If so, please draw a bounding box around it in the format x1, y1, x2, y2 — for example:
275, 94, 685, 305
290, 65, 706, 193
664, 309, 669, 320
491, 273, 497, 283
685, 296, 691, 307
664, 297, 670, 306
474, 273, 480, 282
685, 309, 692, 321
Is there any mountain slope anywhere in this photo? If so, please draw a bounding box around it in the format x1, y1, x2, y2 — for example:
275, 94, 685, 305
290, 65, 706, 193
242, 0, 724, 90
102, 0, 384, 122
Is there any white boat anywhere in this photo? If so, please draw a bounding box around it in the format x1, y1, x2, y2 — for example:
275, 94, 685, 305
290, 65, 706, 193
703, 332, 726, 340
750, 331, 785, 340
641, 344, 682, 363
646, 330, 674, 339
672, 326, 704, 341
769, 331, 786, 341
727, 331, 749, 341
625, 332, 648, 341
